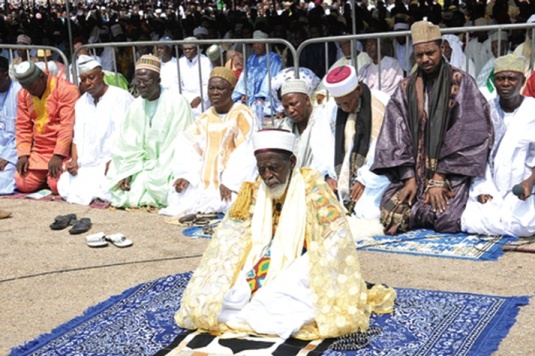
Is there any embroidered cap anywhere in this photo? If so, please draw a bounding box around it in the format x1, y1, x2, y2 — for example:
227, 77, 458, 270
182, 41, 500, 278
14, 61, 43, 85
210, 67, 237, 87
136, 54, 161, 74
494, 54, 527, 74
78, 54, 101, 74
253, 129, 295, 154
323, 65, 358, 98
281, 78, 309, 97
206, 44, 222, 62
411, 21, 442, 45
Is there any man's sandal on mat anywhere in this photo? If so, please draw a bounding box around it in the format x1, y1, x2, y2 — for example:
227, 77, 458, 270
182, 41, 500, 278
86, 232, 108, 248
105, 233, 133, 248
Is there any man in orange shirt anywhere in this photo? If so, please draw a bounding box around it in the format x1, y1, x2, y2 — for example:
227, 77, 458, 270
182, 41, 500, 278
13, 61, 79, 194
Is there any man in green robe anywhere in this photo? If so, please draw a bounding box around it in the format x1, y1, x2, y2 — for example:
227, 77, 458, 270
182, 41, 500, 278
107, 54, 195, 208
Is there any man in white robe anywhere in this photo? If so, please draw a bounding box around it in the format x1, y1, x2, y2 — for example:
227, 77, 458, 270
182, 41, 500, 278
107, 55, 195, 208
57, 56, 134, 205
161, 67, 258, 217
156, 36, 179, 91
277, 79, 335, 180
358, 38, 404, 96
323, 65, 390, 221
0, 57, 21, 194
175, 129, 396, 340
179, 37, 212, 118
462, 54, 535, 237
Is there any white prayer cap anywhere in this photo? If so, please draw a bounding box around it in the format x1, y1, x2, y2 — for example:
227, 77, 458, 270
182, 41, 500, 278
78, 54, 101, 74
281, 79, 309, 97
253, 30, 268, 39
491, 31, 508, 42
393, 22, 410, 31
323, 65, 358, 98
528, 14, 535, 23
253, 129, 295, 154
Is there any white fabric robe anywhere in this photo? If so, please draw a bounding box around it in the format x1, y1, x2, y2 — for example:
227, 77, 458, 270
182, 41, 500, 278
178, 54, 212, 117
160, 57, 180, 92
161, 103, 258, 217
58, 86, 134, 205
0, 80, 21, 194
278, 106, 335, 179
357, 57, 404, 96
462, 96, 535, 237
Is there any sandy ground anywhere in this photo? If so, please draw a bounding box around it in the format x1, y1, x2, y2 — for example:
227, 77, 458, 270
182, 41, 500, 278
0, 198, 534, 355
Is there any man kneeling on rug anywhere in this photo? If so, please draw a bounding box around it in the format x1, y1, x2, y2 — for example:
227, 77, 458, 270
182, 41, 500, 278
175, 129, 396, 340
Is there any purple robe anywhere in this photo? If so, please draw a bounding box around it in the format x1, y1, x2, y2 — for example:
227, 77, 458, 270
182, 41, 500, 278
371, 67, 493, 232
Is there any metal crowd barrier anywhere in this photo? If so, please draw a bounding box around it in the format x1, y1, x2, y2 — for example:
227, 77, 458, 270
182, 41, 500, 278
74, 38, 297, 115
296, 22, 535, 91
0, 45, 71, 82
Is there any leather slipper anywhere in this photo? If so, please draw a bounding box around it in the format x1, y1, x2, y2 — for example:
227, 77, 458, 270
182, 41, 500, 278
69, 218, 92, 235
50, 214, 77, 230
105, 233, 133, 248
86, 232, 108, 248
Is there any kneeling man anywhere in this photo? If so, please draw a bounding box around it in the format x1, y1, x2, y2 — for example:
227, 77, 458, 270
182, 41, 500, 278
161, 67, 258, 217
57, 55, 134, 205
462, 54, 535, 237
176, 129, 396, 340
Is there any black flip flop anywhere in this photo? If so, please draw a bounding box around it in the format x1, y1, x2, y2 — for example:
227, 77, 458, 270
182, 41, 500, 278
50, 214, 77, 230
69, 218, 92, 235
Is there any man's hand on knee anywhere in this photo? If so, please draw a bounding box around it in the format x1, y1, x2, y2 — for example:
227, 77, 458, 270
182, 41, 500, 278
399, 177, 417, 206
48, 154, 64, 179
16, 156, 29, 176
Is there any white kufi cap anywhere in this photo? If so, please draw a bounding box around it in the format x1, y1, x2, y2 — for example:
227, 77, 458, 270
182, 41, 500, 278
78, 54, 101, 74
281, 78, 309, 97
253, 129, 295, 154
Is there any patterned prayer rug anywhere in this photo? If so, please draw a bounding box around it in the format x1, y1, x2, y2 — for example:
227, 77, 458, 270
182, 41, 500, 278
356, 229, 518, 261
10, 272, 529, 356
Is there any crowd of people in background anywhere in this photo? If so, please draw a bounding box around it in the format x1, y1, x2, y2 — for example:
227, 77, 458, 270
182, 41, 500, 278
0, 0, 534, 238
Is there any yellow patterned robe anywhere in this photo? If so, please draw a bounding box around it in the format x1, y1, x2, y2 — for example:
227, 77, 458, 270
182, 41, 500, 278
175, 168, 396, 340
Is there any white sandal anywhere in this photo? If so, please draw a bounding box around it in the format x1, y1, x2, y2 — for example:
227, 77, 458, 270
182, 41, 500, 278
86, 232, 108, 248
105, 233, 133, 248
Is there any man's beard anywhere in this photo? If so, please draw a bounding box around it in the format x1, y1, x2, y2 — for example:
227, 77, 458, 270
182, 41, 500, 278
266, 179, 289, 200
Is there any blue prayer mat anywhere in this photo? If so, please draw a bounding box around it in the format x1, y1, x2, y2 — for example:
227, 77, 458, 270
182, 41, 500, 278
11, 272, 529, 356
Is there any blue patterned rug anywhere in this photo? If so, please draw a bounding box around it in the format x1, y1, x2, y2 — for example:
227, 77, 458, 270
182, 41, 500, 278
11, 272, 529, 356
356, 229, 518, 261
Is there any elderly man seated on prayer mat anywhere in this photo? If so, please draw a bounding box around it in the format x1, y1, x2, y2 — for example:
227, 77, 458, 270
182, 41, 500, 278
370, 21, 493, 235
14, 61, 79, 194
277, 78, 334, 181
175, 129, 396, 340
322, 65, 391, 222
106, 55, 194, 208
0, 57, 22, 195
57, 55, 134, 206
160, 67, 259, 217
462, 54, 535, 237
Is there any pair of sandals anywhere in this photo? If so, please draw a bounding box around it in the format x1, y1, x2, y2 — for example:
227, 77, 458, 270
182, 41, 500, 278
50, 214, 92, 235
178, 213, 222, 227
86, 232, 133, 248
